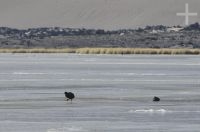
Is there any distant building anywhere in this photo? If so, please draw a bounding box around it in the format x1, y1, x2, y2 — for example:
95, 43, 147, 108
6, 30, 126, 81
120, 33, 125, 36
167, 27, 183, 32
150, 29, 164, 34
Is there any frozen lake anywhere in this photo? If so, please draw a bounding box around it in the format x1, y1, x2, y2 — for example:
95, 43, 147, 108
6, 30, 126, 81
0, 54, 200, 132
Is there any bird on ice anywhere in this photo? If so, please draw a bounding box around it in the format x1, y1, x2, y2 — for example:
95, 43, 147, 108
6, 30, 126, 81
64, 92, 75, 103
153, 96, 160, 102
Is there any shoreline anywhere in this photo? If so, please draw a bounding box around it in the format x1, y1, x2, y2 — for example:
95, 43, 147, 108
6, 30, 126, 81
0, 48, 200, 55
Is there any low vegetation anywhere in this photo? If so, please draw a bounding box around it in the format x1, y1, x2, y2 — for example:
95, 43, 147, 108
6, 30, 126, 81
1, 24, 200, 49
0, 48, 199, 55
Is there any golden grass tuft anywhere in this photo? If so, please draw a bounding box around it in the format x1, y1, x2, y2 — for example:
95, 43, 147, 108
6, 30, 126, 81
0, 48, 199, 55
76, 48, 200, 55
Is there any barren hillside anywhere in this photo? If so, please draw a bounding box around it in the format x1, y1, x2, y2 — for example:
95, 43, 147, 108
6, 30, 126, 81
0, 0, 199, 29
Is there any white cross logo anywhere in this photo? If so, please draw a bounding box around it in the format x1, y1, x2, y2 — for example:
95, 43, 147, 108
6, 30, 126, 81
176, 3, 198, 26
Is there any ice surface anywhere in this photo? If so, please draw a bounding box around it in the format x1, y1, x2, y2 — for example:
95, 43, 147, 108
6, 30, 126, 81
130, 109, 168, 113
0, 54, 200, 132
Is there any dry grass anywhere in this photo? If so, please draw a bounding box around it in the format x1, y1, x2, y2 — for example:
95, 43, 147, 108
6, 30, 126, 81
76, 48, 200, 55
0, 48, 200, 55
